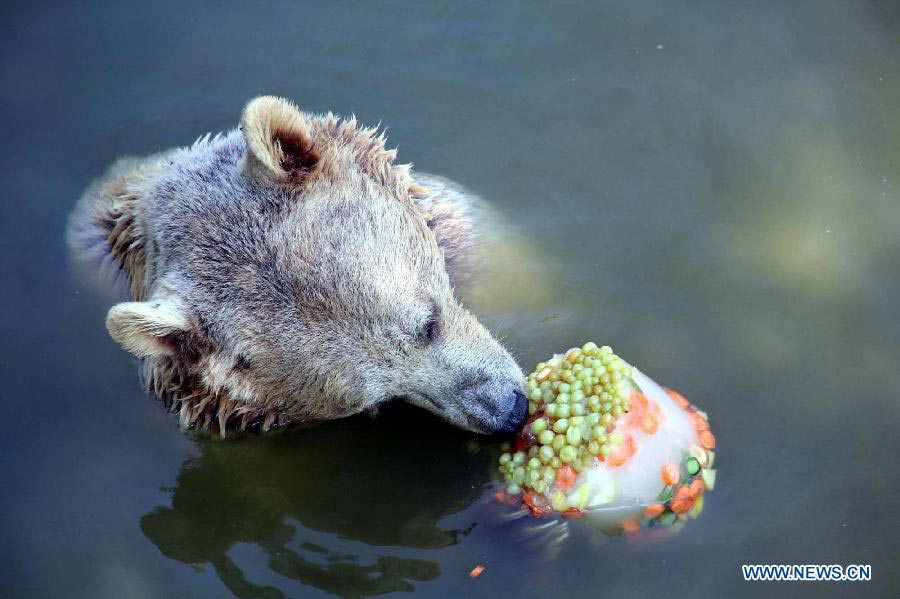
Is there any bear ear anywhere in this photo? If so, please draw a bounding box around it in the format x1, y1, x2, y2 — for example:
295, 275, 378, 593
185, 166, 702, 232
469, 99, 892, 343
106, 300, 190, 357
241, 96, 319, 183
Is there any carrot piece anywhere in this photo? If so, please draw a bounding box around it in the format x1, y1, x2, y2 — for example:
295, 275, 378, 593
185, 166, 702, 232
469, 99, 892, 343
607, 435, 635, 467
644, 503, 665, 518
631, 391, 649, 410
622, 519, 640, 532
562, 508, 586, 519
690, 412, 709, 432
640, 412, 659, 435
670, 499, 692, 514
665, 388, 690, 409
688, 479, 705, 499
661, 462, 680, 485
494, 491, 507, 504
469, 565, 485, 578
674, 485, 693, 501
699, 430, 717, 449
555, 465, 577, 490
523, 491, 551, 517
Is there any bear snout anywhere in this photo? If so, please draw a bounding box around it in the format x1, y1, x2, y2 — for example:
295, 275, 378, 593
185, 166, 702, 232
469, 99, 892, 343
458, 379, 527, 434
497, 387, 528, 434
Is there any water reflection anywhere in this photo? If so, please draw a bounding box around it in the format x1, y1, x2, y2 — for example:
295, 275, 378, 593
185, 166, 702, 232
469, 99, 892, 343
140, 406, 491, 597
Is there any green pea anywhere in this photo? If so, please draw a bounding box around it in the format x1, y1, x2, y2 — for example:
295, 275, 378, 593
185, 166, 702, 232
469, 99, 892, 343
687, 457, 701, 475
600, 413, 614, 426
533, 480, 547, 494
512, 467, 525, 485
544, 404, 557, 418
571, 403, 585, 416
556, 404, 571, 418
566, 426, 582, 445
588, 440, 600, 454
557, 382, 571, 394
556, 392, 570, 404
559, 445, 577, 463
570, 416, 585, 427
550, 457, 562, 468
552, 418, 569, 434
531, 418, 548, 435
552, 434, 566, 452
609, 431, 624, 445
612, 405, 623, 417
528, 457, 541, 470
499, 453, 511, 465
539, 445, 555, 463
529, 387, 543, 401
587, 413, 601, 427
538, 430, 555, 445
583, 341, 598, 352
512, 452, 526, 466
507, 483, 522, 495
598, 443, 611, 456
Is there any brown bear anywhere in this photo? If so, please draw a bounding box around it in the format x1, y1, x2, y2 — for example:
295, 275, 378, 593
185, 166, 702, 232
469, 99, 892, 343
69, 96, 527, 436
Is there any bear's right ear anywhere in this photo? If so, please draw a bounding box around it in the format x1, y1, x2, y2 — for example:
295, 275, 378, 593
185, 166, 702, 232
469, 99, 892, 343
240, 96, 319, 184
106, 300, 191, 358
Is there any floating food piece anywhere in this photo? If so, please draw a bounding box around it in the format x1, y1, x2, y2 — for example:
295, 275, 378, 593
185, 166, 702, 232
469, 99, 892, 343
496, 342, 718, 533
661, 462, 680, 486
644, 503, 665, 518
469, 565, 485, 578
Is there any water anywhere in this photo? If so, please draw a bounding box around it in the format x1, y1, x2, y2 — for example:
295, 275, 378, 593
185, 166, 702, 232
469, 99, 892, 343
2, 1, 899, 597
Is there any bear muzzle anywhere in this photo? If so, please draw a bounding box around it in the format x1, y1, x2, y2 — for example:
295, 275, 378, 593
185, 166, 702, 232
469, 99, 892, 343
456, 378, 528, 434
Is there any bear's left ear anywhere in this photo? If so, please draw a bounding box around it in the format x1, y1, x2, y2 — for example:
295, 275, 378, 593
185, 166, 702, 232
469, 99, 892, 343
240, 96, 319, 183
106, 299, 191, 358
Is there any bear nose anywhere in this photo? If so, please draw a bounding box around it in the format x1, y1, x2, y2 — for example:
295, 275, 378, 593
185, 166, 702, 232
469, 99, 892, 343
497, 388, 528, 434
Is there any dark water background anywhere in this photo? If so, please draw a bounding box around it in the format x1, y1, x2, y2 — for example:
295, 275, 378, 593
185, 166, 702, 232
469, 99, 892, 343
2, 1, 899, 597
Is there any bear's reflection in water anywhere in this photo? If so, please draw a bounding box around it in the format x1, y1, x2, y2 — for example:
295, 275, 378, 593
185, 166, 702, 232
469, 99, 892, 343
141, 404, 492, 598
